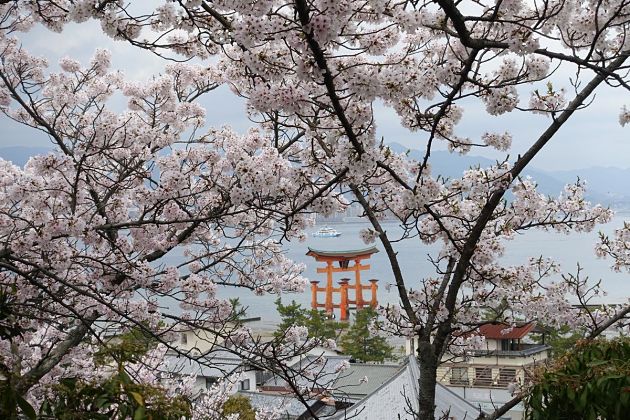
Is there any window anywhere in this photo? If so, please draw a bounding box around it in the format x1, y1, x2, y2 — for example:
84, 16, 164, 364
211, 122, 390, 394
501, 339, 510, 351
450, 367, 469, 385
205, 377, 218, 389
180, 333, 188, 345
474, 367, 492, 387
239, 379, 250, 391
256, 370, 273, 385
498, 368, 517, 387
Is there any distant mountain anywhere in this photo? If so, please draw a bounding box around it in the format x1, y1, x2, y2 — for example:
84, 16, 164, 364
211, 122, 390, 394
386, 142, 630, 207
387, 142, 566, 193
387, 142, 493, 177
542, 167, 630, 201
2, 144, 627, 207
0, 146, 51, 167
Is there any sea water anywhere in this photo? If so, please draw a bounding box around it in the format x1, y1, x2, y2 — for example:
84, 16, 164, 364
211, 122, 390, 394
215, 213, 630, 327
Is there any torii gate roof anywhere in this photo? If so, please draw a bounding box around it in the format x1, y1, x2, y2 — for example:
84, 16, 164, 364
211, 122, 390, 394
306, 246, 379, 261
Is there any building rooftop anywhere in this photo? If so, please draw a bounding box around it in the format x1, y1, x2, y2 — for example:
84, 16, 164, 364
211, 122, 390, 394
261, 355, 404, 399
327, 356, 482, 419
333, 363, 403, 400
239, 391, 319, 418
262, 355, 352, 391
479, 322, 537, 340
163, 351, 243, 378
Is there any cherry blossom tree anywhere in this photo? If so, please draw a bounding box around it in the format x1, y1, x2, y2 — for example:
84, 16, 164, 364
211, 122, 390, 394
1, 1, 630, 419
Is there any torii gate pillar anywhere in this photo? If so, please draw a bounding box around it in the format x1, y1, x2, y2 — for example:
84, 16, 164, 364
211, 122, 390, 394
306, 246, 379, 321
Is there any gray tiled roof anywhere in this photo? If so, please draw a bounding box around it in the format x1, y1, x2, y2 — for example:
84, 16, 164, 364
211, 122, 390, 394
163, 352, 243, 378
262, 356, 408, 403
239, 391, 317, 418
326, 356, 483, 420
333, 363, 403, 399
262, 355, 351, 390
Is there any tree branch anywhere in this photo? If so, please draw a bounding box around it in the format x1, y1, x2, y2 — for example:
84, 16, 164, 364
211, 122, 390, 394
15, 312, 98, 394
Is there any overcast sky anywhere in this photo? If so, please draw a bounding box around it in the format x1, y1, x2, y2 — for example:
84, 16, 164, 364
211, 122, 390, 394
2, 20, 629, 171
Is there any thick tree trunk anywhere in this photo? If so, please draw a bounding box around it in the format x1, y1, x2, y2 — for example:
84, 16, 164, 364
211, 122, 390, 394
417, 341, 438, 419
15, 314, 97, 395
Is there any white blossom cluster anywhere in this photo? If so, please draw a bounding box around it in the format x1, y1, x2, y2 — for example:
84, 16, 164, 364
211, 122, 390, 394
1, 0, 630, 415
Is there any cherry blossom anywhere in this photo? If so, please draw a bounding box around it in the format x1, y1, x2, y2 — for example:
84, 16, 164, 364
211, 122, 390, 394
0, 1, 630, 419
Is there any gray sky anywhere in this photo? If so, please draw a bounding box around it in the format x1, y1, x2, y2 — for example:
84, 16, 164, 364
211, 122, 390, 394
3, 20, 630, 171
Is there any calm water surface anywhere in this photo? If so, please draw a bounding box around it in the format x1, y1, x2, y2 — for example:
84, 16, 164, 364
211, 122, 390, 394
214, 213, 630, 327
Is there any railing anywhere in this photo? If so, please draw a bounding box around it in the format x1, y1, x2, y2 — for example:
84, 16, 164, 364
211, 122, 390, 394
467, 344, 550, 358
439, 365, 536, 389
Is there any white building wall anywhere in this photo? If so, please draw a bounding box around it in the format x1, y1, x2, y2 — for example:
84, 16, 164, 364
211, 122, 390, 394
486, 339, 499, 351
190, 369, 258, 395
176, 329, 221, 354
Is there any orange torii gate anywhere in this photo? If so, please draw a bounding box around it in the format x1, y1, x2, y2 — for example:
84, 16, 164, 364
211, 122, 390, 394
306, 247, 379, 321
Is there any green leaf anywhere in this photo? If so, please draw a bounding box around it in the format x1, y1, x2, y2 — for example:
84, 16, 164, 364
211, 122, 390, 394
134, 405, 146, 420
129, 391, 145, 406
578, 388, 588, 410
118, 369, 132, 385
16, 395, 37, 420
95, 394, 111, 408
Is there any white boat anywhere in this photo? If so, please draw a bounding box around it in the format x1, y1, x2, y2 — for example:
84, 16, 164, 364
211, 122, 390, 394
312, 226, 341, 238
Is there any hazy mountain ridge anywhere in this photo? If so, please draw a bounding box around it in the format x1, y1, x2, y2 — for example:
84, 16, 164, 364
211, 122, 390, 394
2, 145, 629, 207
386, 142, 630, 207
543, 167, 630, 199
